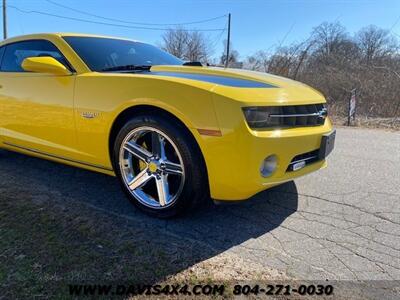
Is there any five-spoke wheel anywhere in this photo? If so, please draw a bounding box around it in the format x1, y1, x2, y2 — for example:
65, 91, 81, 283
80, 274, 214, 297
119, 127, 185, 209
113, 113, 208, 218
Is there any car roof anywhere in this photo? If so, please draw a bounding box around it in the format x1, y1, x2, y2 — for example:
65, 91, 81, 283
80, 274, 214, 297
0, 33, 140, 46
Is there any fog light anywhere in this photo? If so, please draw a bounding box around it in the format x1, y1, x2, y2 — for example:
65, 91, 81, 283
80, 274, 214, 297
260, 155, 277, 177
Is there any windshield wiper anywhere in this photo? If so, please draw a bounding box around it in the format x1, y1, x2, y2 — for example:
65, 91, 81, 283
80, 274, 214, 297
100, 65, 152, 72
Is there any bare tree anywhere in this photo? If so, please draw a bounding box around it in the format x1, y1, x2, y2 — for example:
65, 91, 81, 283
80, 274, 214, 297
161, 27, 189, 58
185, 31, 211, 62
244, 50, 270, 72
161, 28, 212, 63
220, 40, 240, 67
310, 21, 349, 63
356, 25, 397, 64
220, 49, 239, 66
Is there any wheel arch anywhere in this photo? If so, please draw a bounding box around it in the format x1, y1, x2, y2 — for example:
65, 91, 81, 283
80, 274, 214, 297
108, 104, 210, 192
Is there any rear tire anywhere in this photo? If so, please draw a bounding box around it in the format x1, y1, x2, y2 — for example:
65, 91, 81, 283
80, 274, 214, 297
112, 113, 209, 218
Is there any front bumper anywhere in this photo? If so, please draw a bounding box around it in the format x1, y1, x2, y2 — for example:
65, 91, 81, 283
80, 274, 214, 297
199, 117, 334, 200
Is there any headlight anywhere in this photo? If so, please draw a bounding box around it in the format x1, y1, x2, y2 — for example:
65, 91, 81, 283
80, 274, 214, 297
242, 106, 282, 128
242, 104, 327, 129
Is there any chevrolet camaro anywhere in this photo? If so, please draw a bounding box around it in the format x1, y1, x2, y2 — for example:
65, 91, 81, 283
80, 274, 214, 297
0, 33, 335, 217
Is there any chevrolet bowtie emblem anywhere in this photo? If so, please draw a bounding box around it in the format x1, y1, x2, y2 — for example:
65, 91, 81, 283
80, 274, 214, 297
318, 108, 328, 119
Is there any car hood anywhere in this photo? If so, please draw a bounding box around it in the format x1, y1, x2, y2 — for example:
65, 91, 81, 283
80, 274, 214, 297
147, 65, 326, 105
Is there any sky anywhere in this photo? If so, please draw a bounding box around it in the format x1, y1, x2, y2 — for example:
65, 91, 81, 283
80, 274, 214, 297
4, 0, 400, 60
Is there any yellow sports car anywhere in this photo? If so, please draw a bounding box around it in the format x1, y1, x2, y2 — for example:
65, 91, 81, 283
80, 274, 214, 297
0, 33, 335, 217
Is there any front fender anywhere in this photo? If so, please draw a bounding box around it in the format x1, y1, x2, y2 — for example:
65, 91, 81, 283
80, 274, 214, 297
73, 73, 220, 170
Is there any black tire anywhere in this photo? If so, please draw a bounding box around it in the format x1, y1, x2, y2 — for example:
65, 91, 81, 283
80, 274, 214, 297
112, 113, 209, 218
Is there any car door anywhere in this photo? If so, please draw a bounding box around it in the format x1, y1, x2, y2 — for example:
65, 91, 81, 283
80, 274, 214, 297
0, 39, 78, 159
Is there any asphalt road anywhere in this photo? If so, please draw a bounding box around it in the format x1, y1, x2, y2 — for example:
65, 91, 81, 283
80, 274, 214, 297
0, 127, 399, 284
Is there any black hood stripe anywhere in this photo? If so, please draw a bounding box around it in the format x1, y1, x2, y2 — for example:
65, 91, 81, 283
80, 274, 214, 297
149, 71, 277, 88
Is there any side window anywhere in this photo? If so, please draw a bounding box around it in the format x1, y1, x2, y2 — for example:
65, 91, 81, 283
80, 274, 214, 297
1, 40, 69, 72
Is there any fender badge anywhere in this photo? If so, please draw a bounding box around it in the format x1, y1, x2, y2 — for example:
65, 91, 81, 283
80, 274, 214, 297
81, 112, 100, 119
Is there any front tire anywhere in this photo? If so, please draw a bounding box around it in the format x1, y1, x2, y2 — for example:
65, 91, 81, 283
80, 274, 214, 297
112, 113, 208, 218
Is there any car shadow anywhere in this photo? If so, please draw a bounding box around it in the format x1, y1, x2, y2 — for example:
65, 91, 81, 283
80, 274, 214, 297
0, 149, 298, 284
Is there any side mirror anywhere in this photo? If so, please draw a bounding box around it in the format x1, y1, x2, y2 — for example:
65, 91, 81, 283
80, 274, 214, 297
21, 56, 72, 76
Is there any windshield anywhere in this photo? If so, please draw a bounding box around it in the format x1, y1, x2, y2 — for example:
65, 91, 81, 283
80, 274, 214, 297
63, 36, 183, 71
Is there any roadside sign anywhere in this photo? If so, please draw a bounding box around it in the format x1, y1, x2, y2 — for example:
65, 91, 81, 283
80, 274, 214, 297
348, 89, 356, 125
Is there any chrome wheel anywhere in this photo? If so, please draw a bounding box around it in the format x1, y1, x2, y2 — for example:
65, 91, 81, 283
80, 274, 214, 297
119, 126, 185, 209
